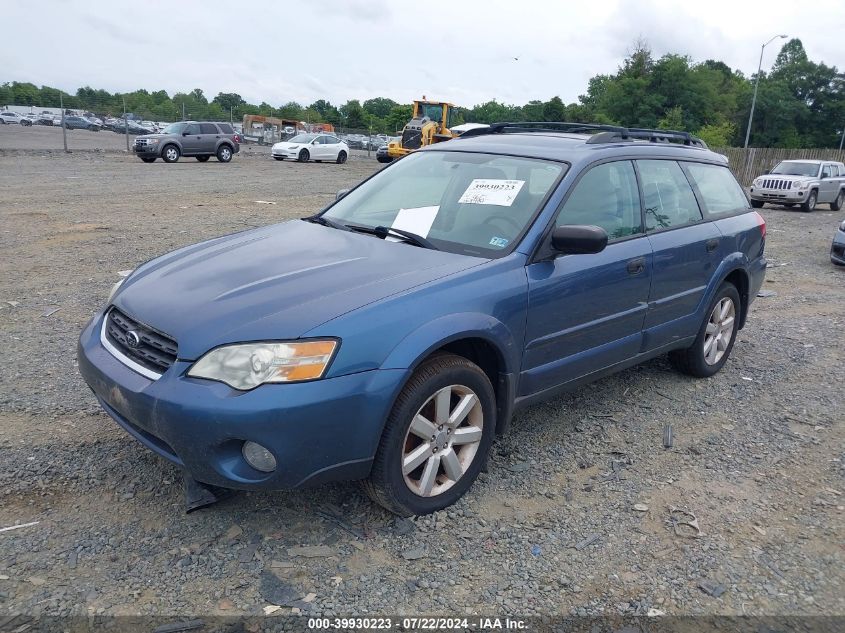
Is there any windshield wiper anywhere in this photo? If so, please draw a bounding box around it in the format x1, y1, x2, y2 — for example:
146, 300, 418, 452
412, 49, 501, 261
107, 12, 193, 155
347, 224, 439, 250
302, 215, 350, 231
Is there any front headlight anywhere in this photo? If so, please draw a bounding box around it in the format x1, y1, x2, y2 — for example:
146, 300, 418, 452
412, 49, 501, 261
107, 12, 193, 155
839, 220, 845, 232
187, 340, 338, 390
753, 178, 762, 187
148, 138, 159, 144
107, 270, 133, 302
794, 181, 808, 190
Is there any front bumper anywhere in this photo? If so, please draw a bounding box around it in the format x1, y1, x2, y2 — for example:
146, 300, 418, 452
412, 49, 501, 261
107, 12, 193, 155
831, 231, 845, 265
271, 148, 302, 159
133, 144, 160, 156
77, 311, 406, 490
748, 187, 807, 203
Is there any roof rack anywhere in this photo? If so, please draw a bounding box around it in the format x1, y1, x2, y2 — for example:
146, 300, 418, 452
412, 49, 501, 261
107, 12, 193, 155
458, 121, 708, 148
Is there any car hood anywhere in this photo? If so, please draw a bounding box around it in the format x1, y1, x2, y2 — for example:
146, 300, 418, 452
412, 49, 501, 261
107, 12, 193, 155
272, 141, 304, 150
114, 220, 484, 359
761, 174, 817, 181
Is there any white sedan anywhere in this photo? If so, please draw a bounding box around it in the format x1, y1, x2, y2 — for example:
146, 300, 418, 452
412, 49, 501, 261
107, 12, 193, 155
271, 133, 349, 164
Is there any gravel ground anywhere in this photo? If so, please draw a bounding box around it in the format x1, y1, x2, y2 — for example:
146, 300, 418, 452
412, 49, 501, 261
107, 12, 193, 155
1, 134, 843, 621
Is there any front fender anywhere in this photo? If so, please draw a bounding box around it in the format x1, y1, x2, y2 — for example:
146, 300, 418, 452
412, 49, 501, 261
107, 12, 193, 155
380, 312, 519, 375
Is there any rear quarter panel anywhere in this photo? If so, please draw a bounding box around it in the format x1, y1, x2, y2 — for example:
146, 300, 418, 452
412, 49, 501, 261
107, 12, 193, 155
711, 211, 767, 323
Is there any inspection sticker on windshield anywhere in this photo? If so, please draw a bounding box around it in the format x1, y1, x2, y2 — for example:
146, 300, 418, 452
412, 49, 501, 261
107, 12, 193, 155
459, 179, 525, 206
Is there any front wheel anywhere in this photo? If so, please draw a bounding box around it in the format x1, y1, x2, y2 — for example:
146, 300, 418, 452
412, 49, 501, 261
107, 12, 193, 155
750, 199, 764, 209
297, 149, 309, 162
162, 144, 180, 163
363, 354, 495, 516
669, 282, 740, 378
801, 190, 817, 212
830, 190, 844, 212
336, 150, 347, 164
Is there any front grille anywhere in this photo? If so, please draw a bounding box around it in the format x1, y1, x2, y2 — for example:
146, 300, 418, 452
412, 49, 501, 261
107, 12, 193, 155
105, 308, 178, 375
402, 128, 422, 150
761, 179, 793, 190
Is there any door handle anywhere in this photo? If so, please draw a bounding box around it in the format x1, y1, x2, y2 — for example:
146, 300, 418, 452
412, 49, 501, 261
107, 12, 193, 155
626, 257, 646, 275
706, 238, 719, 253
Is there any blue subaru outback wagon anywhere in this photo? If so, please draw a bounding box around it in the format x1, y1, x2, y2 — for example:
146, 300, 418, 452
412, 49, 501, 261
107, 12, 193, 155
78, 123, 767, 515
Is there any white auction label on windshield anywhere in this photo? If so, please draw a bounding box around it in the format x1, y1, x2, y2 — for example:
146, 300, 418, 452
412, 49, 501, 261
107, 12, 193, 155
459, 179, 525, 206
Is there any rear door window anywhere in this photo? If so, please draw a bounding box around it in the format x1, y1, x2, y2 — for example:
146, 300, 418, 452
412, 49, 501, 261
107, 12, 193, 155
637, 160, 703, 231
199, 123, 218, 134
682, 162, 749, 217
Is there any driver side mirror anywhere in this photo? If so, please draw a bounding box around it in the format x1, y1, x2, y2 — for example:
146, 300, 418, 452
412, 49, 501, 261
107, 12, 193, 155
551, 225, 608, 255
336, 189, 350, 201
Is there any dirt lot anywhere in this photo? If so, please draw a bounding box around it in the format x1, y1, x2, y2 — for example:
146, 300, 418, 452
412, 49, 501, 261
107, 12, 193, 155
1, 129, 843, 622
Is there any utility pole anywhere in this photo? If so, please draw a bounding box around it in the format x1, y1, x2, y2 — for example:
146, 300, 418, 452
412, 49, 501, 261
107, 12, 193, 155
122, 95, 129, 151
744, 34, 788, 149
230, 107, 233, 125
60, 92, 68, 153
839, 127, 845, 151
182, 101, 186, 121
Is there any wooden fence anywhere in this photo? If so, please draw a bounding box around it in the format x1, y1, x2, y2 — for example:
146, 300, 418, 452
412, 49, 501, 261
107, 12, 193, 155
712, 147, 845, 186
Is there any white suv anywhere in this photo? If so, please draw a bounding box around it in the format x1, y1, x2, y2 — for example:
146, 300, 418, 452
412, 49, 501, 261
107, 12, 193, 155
0, 111, 27, 125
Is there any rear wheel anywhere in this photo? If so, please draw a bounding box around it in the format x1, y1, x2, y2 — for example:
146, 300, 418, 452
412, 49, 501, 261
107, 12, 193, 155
162, 144, 180, 163
216, 145, 232, 162
196, 156, 210, 162
750, 199, 764, 209
669, 282, 740, 378
140, 157, 156, 163
336, 150, 347, 164
298, 149, 309, 162
363, 353, 495, 516
801, 190, 817, 212
830, 190, 844, 211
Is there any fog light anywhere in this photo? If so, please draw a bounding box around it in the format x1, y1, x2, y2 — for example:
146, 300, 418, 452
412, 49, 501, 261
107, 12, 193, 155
242, 441, 277, 472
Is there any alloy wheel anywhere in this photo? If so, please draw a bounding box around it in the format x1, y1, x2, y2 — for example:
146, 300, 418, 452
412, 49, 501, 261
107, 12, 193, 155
401, 384, 483, 497
703, 297, 735, 365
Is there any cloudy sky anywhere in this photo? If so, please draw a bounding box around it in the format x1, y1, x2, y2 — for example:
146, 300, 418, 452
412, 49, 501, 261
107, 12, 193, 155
4, 0, 843, 107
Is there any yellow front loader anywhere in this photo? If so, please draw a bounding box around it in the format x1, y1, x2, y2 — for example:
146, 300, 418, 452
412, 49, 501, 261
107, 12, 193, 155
387, 99, 458, 159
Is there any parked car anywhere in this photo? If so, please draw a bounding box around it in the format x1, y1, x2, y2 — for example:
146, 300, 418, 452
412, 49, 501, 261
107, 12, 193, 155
749, 160, 845, 212
62, 115, 101, 131
133, 121, 241, 163
271, 133, 349, 163
0, 111, 27, 125
29, 113, 54, 125
377, 136, 399, 163
77, 122, 767, 516
831, 219, 845, 266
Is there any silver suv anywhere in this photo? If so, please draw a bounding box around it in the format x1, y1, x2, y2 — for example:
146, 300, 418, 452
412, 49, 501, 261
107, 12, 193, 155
134, 121, 240, 164
749, 159, 845, 212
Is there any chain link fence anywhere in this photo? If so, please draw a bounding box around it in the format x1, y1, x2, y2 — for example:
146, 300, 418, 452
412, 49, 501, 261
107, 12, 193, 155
0, 97, 395, 161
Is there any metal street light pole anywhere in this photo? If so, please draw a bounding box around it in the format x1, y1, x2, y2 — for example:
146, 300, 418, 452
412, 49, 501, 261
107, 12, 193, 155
839, 127, 844, 151
744, 34, 788, 148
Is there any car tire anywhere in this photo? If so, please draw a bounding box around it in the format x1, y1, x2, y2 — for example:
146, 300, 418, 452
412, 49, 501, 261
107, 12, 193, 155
216, 145, 232, 163
830, 190, 844, 212
750, 200, 764, 209
22, 120, 32, 126
801, 190, 817, 212
196, 156, 210, 162
669, 282, 741, 378
162, 144, 180, 163
336, 151, 347, 164
363, 353, 495, 516
140, 157, 156, 163
298, 149, 309, 162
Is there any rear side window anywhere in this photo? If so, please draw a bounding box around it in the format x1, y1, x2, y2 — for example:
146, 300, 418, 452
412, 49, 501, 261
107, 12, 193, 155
200, 123, 218, 134
637, 160, 702, 231
556, 160, 642, 240
683, 162, 749, 216
217, 123, 234, 134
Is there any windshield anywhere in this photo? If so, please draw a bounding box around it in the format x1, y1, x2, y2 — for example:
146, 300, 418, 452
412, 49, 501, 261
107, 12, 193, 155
418, 103, 443, 122
770, 161, 820, 177
323, 151, 566, 257
288, 133, 317, 144
162, 122, 186, 135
